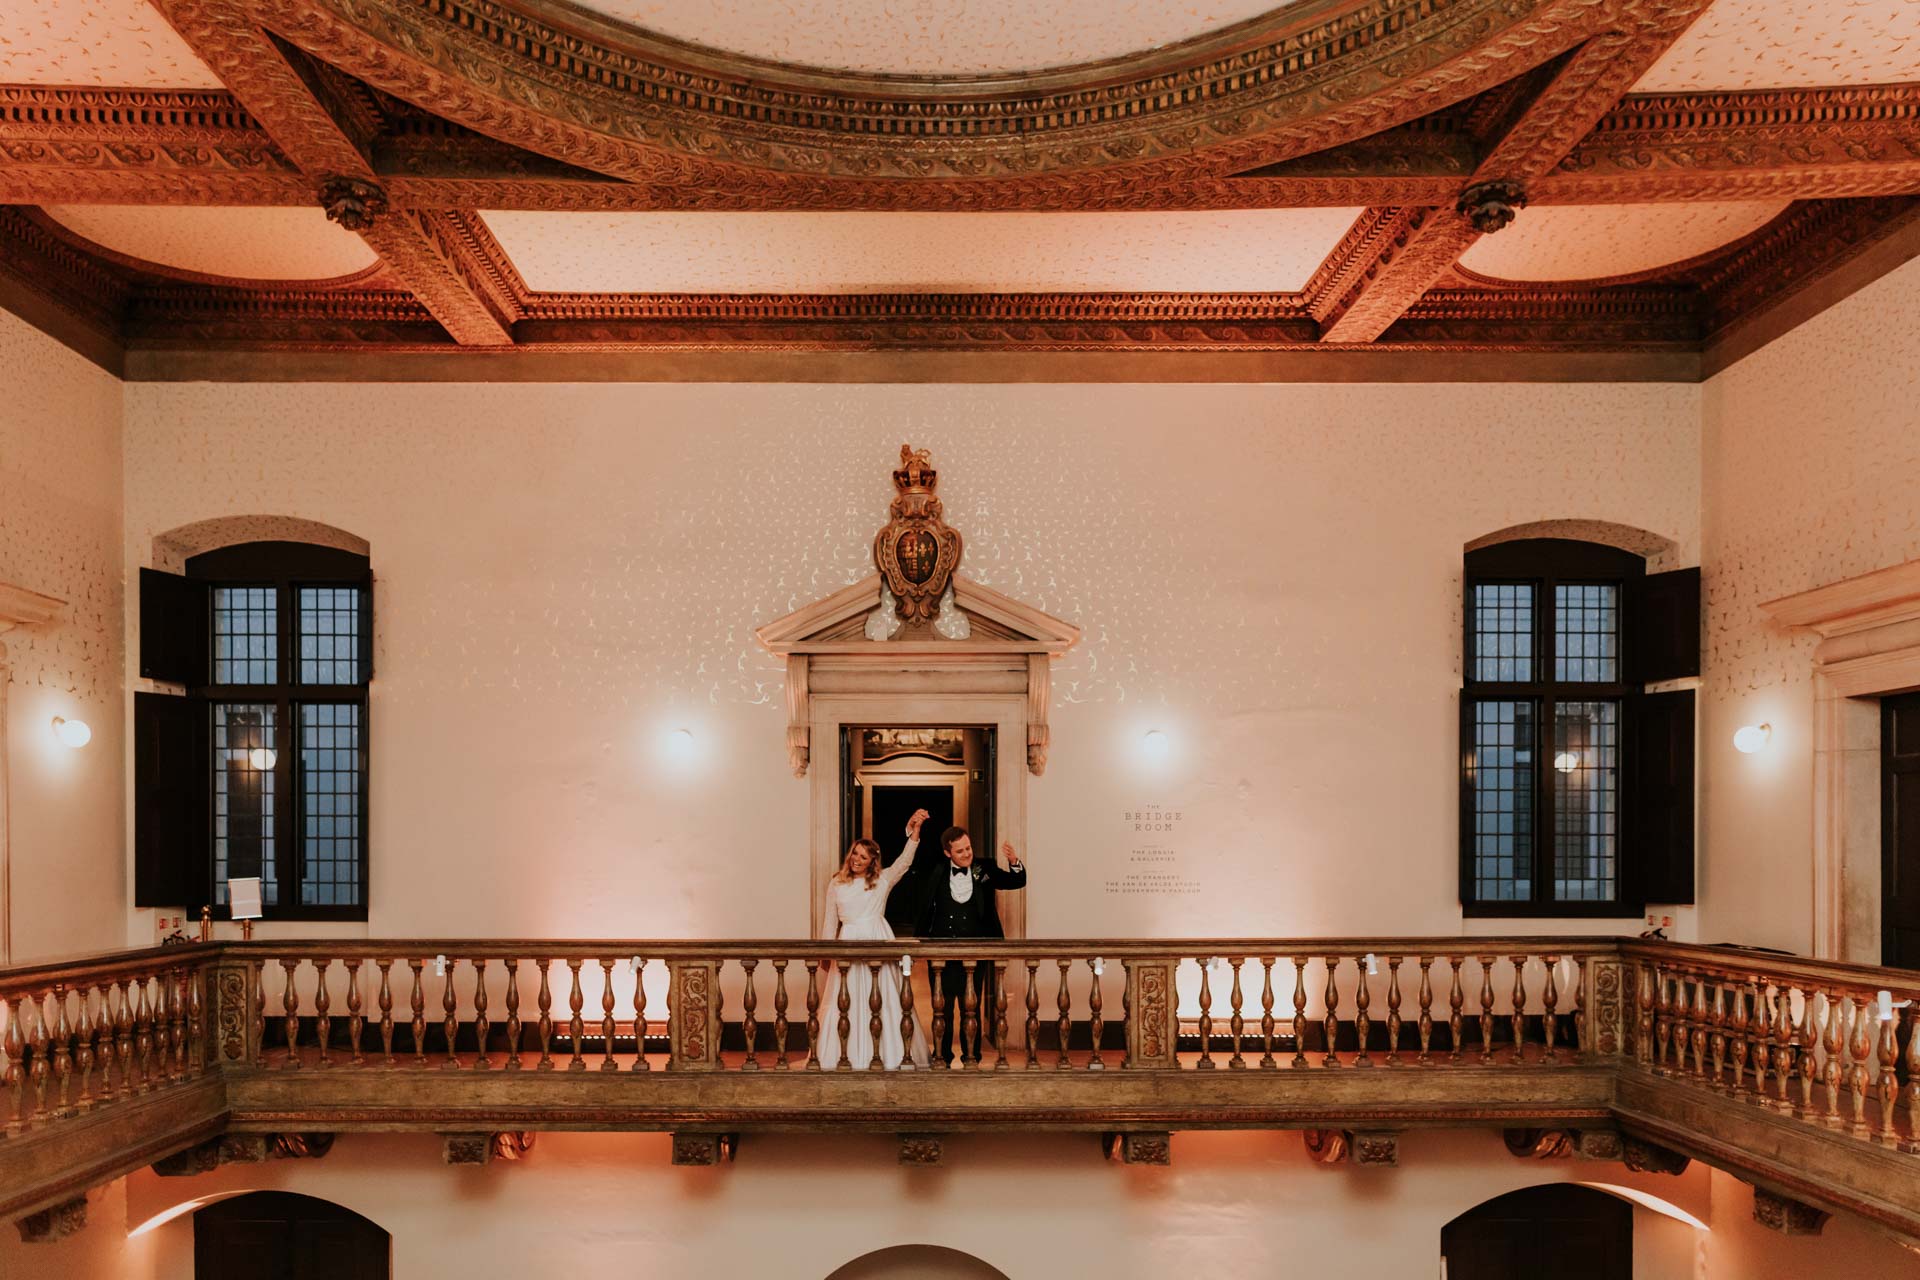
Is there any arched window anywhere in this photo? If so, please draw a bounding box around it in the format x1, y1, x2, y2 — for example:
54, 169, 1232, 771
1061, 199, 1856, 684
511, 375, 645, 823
1461, 538, 1697, 916
1442, 1185, 1631, 1279
137, 540, 372, 920
194, 1191, 388, 1280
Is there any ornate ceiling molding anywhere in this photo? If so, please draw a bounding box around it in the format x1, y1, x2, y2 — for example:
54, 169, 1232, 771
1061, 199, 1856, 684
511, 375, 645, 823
243, 0, 1711, 197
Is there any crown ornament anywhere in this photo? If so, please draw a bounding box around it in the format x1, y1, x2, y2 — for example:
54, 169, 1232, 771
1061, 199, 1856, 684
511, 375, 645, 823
873, 444, 963, 626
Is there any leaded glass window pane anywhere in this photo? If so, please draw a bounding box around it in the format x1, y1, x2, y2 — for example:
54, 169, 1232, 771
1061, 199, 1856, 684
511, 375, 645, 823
213, 702, 278, 907
300, 703, 363, 907
213, 587, 277, 684
299, 586, 362, 685
1471, 699, 1535, 902
1553, 700, 1619, 901
1472, 583, 1534, 683
1554, 583, 1619, 682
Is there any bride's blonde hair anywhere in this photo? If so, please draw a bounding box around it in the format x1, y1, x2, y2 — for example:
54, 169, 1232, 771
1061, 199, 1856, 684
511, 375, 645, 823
834, 838, 884, 888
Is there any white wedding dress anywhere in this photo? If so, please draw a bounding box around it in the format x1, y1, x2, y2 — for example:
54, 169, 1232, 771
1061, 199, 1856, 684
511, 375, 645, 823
816, 841, 930, 1070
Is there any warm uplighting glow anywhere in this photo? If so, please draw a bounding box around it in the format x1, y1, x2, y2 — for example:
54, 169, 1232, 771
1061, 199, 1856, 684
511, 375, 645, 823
1552, 751, 1579, 773
248, 747, 277, 770
669, 728, 695, 754
1733, 723, 1772, 754
1142, 730, 1170, 760
51, 716, 92, 748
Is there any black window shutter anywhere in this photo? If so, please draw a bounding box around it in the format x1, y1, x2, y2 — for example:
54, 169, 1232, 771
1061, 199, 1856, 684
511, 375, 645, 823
1629, 689, 1696, 905
139, 567, 209, 685
358, 572, 374, 683
1629, 567, 1701, 684
134, 692, 210, 908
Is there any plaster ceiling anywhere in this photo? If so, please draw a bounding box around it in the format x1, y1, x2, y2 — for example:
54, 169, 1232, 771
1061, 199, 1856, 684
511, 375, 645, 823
41, 206, 380, 281
1457, 202, 1789, 283
481, 209, 1365, 294
563, 0, 1291, 76
1635, 0, 1920, 91
0, 0, 223, 88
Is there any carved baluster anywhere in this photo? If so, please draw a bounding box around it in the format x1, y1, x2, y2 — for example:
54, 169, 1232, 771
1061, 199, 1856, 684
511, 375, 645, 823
1226, 958, 1246, 1069
1729, 981, 1752, 1095
74, 986, 99, 1109
1904, 1005, 1920, 1140
2, 997, 23, 1134
1448, 956, 1466, 1063
1417, 957, 1435, 1064
251, 962, 265, 1069
1508, 955, 1527, 1064
925, 961, 946, 1071
773, 960, 791, 1070
1850, 994, 1873, 1136
1385, 957, 1404, 1067
1709, 981, 1728, 1089
1752, 984, 1776, 1105
533, 960, 554, 1071
566, 959, 586, 1072
867, 960, 885, 1072
279, 961, 300, 1071
1087, 959, 1105, 1071
1354, 959, 1373, 1068
160, 972, 181, 1084
1291, 957, 1308, 1069
89, 986, 113, 1103
1821, 990, 1845, 1127
116, 978, 136, 1089
1652, 966, 1673, 1073
1690, 972, 1710, 1080
1024, 960, 1041, 1070
443, 959, 462, 1070
409, 959, 428, 1068
501, 960, 521, 1072
1042, 960, 1066, 1071
1321, 956, 1341, 1068
1635, 963, 1656, 1068
898, 959, 917, 1073
803, 960, 821, 1072
1476, 956, 1496, 1065
994, 960, 1011, 1071
50, 986, 73, 1114
631, 958, 650, 1072
1571, 956, 1588, 1055
1795, 987, 1820, 1115
1258, 958, 1277, 1069
1196, 959, 1217, 1070
834, 960, 853, 1072
312, 960, 333, 1069
739, 958, 760, 1072
344, 960, 365, 1067
1877, 1000, 1899, 1142
473, 960, 492, 1071
1540, 957, 1560, 1064
600, 958, 619, 1072
189, 970, 206, 1076
25, 994, 49, 1124
377, 960, 396, 1067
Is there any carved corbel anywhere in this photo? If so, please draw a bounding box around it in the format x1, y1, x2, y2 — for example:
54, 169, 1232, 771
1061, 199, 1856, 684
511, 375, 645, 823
785, 654, 810, 778
1457, 179, 1528, 234
1504, 1128, 1575, 1159
269, 1132, 335, 1160
1620, 1136, 1690, 1175
1575, 1128, 1623, 1161
898, 1134, 943, 1166
319, 176, 388, 231
1102, 1131, 1171, 1165
1352, 1131, 1400, 1166
671, 1132, 737, 1165
1302, 1129, 1350, 1164
15, 1196, 86, 1244
1026, 654, 1050, 776
1752, 1187, 1830, 1236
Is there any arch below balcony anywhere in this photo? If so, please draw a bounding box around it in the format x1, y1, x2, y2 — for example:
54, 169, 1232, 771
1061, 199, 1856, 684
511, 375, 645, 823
825, 1244, 1011, 1280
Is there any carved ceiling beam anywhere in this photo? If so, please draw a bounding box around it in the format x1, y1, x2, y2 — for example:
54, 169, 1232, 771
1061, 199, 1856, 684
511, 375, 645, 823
147, 0, 512, 345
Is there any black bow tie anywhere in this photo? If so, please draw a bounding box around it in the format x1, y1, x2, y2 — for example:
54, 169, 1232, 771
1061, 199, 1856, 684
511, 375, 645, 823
951, 866, 969, 878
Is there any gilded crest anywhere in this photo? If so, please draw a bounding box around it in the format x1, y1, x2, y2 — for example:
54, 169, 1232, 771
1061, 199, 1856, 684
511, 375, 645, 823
874, 445, 963, 624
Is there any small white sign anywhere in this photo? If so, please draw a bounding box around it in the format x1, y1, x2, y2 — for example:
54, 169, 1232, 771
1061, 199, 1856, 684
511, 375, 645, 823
229, 877, 264, 920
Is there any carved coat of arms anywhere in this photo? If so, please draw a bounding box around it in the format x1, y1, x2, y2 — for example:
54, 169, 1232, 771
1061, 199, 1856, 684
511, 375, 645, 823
873, 445, 963, 624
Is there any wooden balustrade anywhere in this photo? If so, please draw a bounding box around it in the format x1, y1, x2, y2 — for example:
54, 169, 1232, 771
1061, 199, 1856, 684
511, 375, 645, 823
0, 949, 215, 1138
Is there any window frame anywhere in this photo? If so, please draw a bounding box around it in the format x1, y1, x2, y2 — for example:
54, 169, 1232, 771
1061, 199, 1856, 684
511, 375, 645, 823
187, 541, 371, 922
1460, 538, 1643, 918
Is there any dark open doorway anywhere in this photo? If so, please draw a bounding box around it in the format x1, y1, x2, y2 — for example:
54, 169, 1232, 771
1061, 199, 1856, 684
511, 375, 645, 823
840, 726, 995, 936
194, 1191, 389, 1280
1885, 691, 1920, 968
1441, 1184, 1630, 1280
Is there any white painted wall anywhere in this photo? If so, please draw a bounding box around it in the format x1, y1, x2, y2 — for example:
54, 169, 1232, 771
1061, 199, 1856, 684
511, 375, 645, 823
0, 309, 124, 963
1699, 254, 1920, 953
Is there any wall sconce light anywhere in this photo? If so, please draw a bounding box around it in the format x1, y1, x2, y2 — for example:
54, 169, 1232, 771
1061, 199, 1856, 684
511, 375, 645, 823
51, 716, 91, 749
1552, 751, 1579, 774
1143, 730, 1170, 760
669, 728, 695, 754
1733, 723, 1772, 754
248, 747, 277, 770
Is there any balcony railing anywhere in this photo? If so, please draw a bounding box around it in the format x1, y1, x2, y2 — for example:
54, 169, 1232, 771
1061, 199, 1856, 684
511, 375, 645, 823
2, 936, 1918, 1240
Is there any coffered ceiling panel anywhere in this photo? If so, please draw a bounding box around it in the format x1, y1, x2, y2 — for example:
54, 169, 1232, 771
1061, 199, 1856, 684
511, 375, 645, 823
41, 206, 379, 280
482, 210, 1365, 294
1635, 0, 1920, 91
563, 0, 1291, 75
0, 0, 224, 87
1457, 202, 1790, 283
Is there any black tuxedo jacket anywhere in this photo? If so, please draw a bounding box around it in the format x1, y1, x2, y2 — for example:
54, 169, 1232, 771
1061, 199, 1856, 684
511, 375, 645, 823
912, 859, 1026, 940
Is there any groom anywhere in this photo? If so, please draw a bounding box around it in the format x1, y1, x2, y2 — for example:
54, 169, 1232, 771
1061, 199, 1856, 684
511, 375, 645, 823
915, 826, 1027, 1066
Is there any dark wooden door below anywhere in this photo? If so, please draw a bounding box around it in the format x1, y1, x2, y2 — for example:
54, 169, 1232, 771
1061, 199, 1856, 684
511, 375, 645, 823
1441, 1184, 1631, 1280
195, 1191, 389, 1280
1886, 692, 1920, 969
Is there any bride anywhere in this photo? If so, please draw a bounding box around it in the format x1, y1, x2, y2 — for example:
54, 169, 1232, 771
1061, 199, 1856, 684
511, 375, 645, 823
816, 810, 931, 1070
